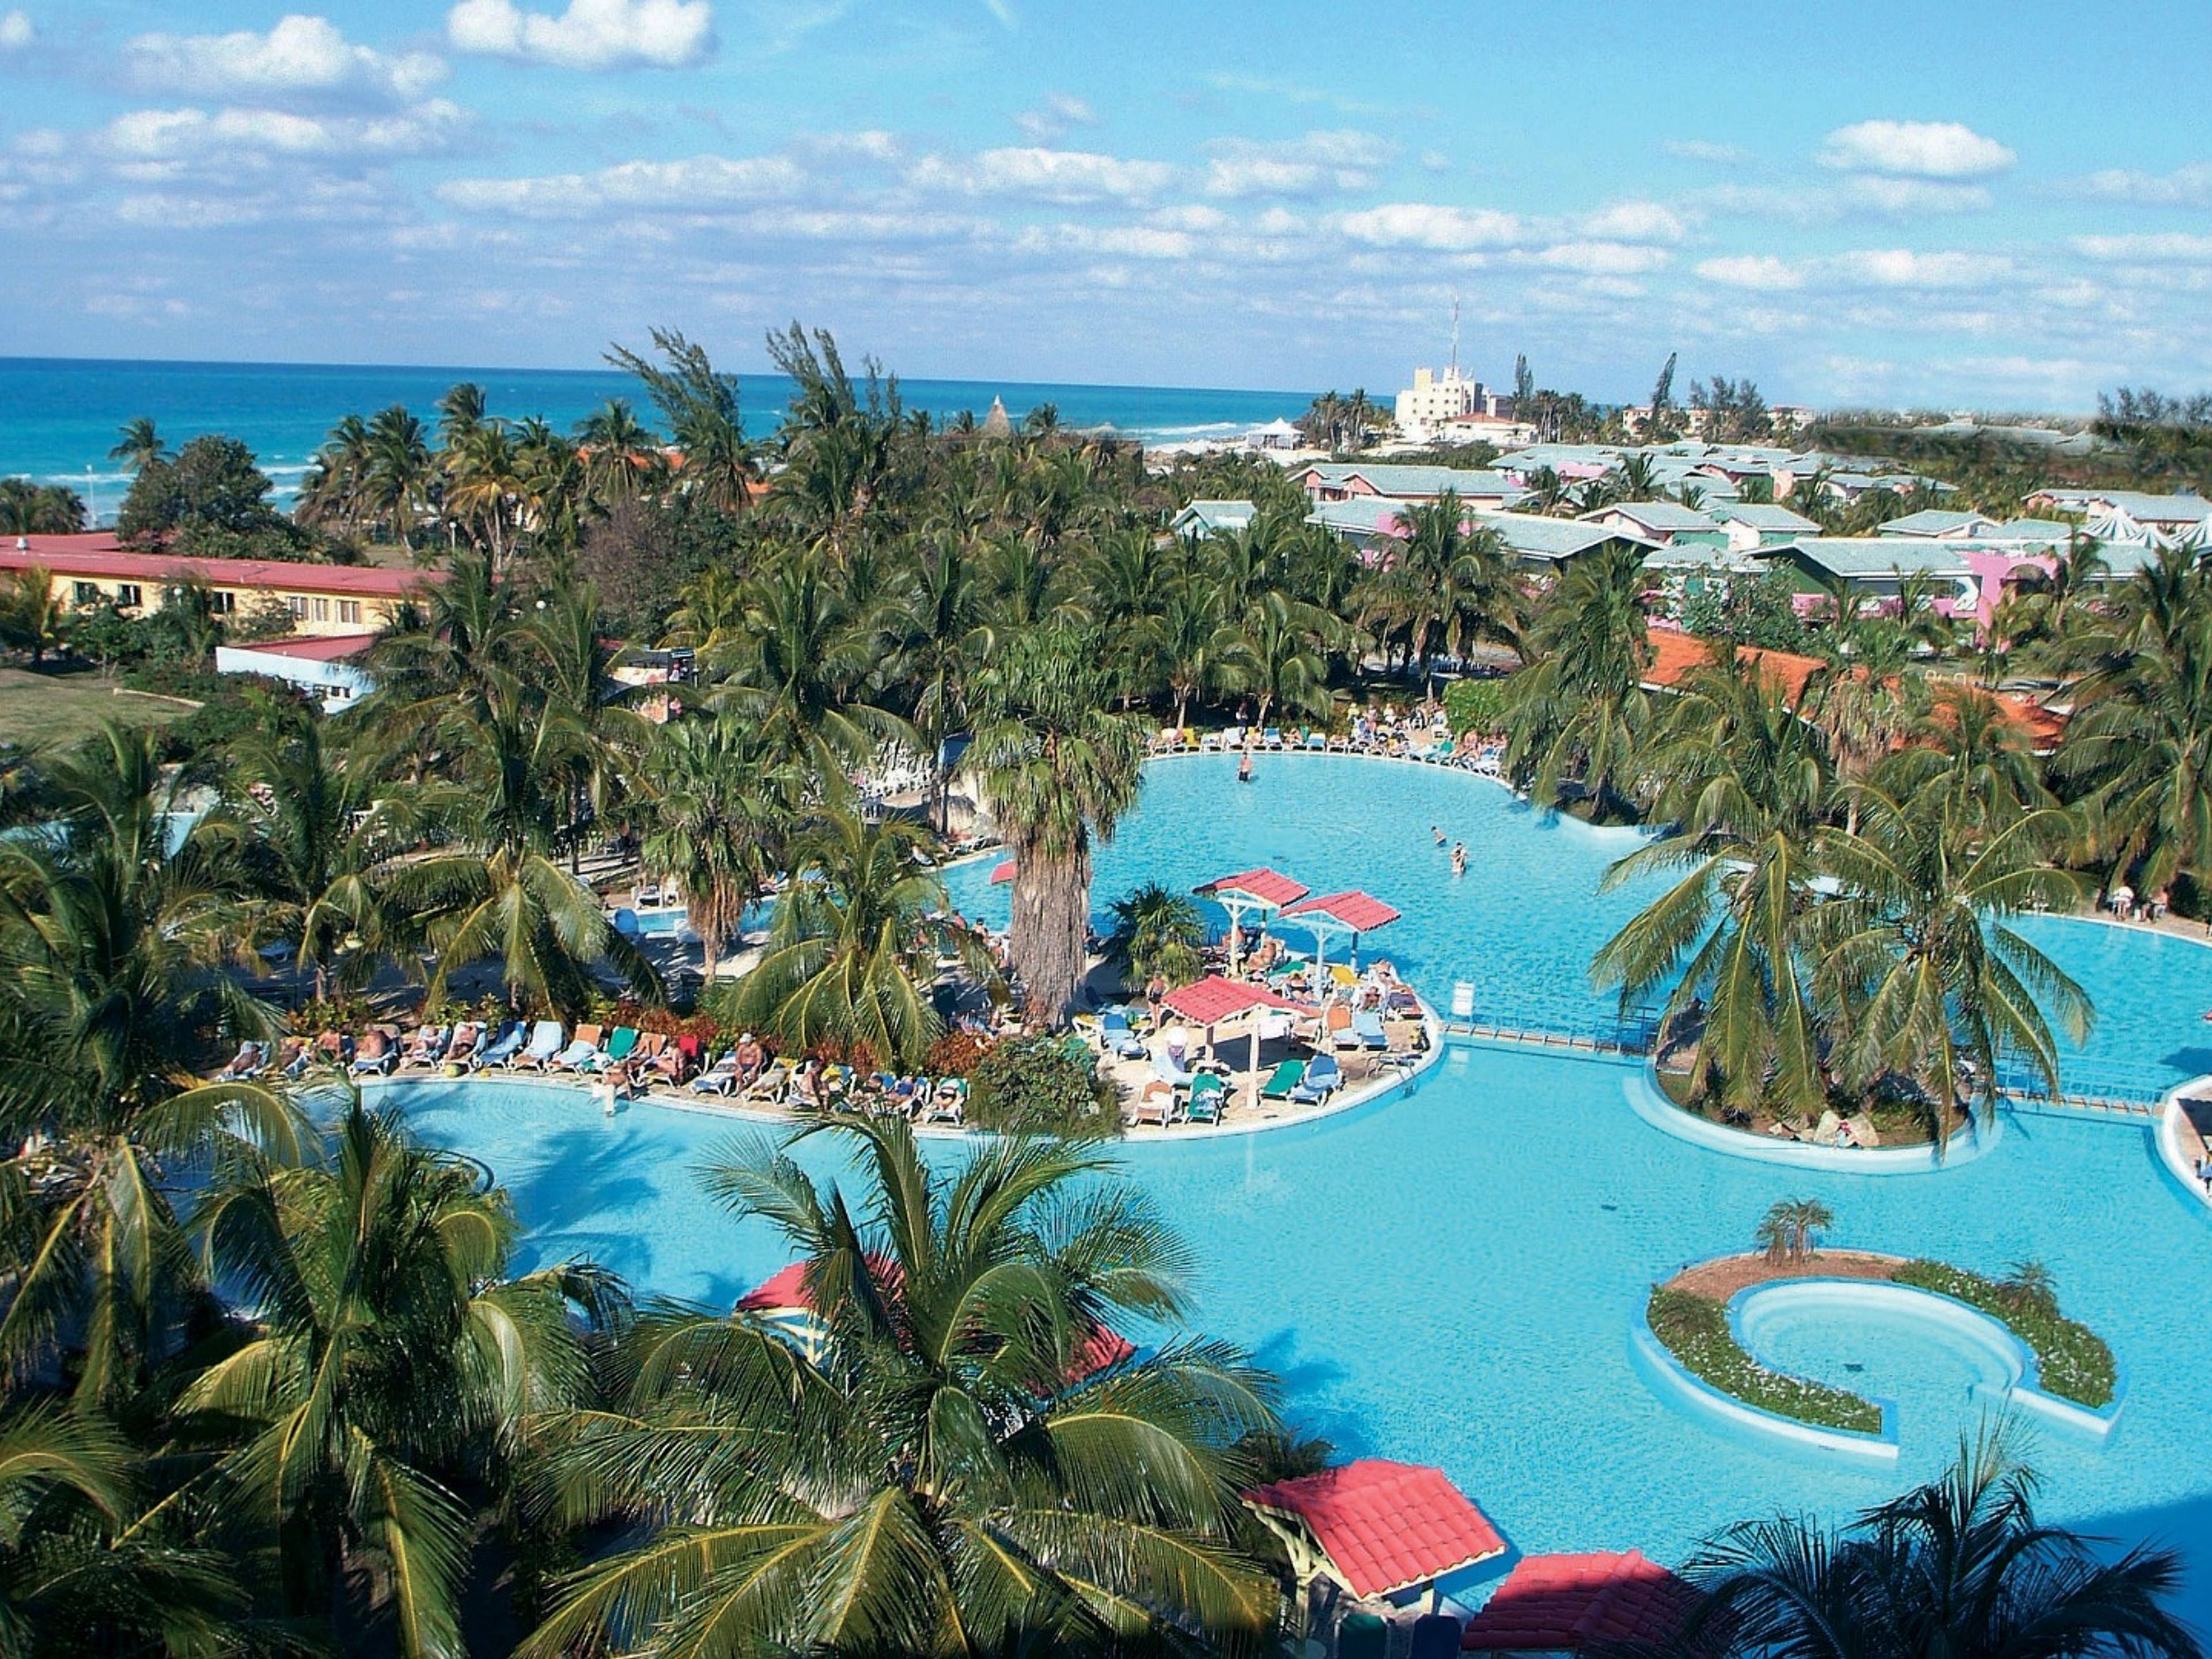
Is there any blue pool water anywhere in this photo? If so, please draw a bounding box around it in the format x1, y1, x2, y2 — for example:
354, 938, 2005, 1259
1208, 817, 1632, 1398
383, 754, 2212, 1618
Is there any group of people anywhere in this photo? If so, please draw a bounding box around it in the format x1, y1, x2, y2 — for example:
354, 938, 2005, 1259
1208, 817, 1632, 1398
1431, 823, 1468, 877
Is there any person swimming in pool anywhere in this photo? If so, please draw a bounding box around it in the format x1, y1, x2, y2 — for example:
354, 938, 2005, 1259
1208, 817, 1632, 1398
1433, 824, 1446, 846
1237, 749, 1253, 783
1450, 842, 1467, 876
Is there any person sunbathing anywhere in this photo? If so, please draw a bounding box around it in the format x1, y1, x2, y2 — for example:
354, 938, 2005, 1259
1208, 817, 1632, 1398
733, 1032, 766, 1088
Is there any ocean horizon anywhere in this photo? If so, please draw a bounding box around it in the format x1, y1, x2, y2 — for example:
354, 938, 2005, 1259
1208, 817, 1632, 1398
0, 355, 1314, 517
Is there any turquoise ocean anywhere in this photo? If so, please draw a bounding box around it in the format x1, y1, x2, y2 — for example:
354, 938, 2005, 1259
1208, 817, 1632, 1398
0, 357, 1311, 519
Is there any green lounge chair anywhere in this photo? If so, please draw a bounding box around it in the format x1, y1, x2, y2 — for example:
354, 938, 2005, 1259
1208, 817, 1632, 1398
1260, 1058, 1305, 1099
1184, 1072, 1226, 1123
589, 1027, 639, 1071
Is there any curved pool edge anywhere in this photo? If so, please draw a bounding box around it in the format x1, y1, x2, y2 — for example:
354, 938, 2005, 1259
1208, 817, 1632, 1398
2154, 1077, 2212, 1217
1730, 1277, 2125, 1444
1622, 1067, 2000, 1173
1628, 1304, 1899, 1468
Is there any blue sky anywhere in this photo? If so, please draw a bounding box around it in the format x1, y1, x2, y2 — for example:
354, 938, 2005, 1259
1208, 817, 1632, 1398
2, 0, 2210, 409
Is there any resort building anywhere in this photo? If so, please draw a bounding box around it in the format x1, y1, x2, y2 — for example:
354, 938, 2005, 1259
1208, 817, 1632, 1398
1577, 501, 1731, 550
1288, 462, 1526, 509
213, 635, 376, 713
0, 535, 429, 637
2022, 488, 2210, 548
1168, 499, 1260, 539
1392, 363, 1512, 444
1707, 502, 1820, 552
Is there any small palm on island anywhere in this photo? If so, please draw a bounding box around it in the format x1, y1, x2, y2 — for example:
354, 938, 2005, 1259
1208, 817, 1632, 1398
1755, 1196, 1836, 1264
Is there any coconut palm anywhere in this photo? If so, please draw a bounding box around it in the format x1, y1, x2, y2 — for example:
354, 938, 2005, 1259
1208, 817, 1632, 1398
1236, 591, 1331, 733
442, 423, 527, 571
1106, 881, 1205, 987
1361, 495, 1522, 683
1753, 1197, 1834, 1264
717, 813, 980, 1069
1663, 1432, 2199, 1659
1160, 584, 1249, 737
1594, 653, 1834, 1118
0, 566, 66, 666
524, 1116, 1282, 1659
637, 714, 800, 975
708, 555, 908, 777
179, 1102, 618, 1659
575, 398, 662, 501
0, 726, 306, 1399
107, 416, 170, 476
1881, 683, 2052, 836
363, 405, 435, 549
1815, 785, 2089, 1137
890, 536, 995, 833
1503, 543, 1653, 819
964, 626, 1147, 1022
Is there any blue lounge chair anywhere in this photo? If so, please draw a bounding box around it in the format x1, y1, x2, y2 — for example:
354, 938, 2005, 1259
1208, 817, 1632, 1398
351, 1027, 401, 1076
1290, 1053, 1342, 1103
1099, 1009, 1147, 1060
474, 1021, 525, 1069
509, 1021, 564, 1069
547, 1024, 604, 1072
690, 1051, 741, 1094
1153, 1048, 1197, 1090
1352, 1009, 1388, 1049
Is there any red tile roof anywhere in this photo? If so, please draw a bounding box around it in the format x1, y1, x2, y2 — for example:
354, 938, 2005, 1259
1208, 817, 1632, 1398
1246, 1460, 1507, 1600
1159, 974, 1313, 1026
0, 543, 434, 599
1195, 868, 1311, 907
1459, 1551, 1702, 1652
1281, 890, 1403, 934
990, 859, 1016, 884
230, 632, 379, 661
1645, 626, 1824, 707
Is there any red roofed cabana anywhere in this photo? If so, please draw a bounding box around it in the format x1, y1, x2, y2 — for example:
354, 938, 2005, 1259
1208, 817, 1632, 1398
1279, 889, 1402, 974
1194, 868, 1310, 972
1245, 1459, 1506, 1607
1160, 974, 1315, 1110
1458, 1550, 1703, 1652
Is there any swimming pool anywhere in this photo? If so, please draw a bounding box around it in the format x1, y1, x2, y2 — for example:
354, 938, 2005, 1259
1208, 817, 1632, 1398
385, 755, 2212, 1618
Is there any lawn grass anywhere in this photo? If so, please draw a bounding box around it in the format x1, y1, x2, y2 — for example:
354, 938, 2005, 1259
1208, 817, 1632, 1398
0, 666, 196, 753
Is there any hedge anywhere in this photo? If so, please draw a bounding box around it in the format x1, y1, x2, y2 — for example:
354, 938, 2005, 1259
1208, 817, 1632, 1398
1891, 1260, 2116, 1408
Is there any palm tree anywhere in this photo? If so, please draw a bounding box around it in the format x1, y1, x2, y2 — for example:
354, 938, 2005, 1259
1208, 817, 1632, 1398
1503, 543, 1653, 819
575, 397, 662, 501
298, 413, 373, 535
1160, 584, 1248, 736
709, 555, 907, 776
0, 726, 306, 1399
1753, 1197, 1834, 1263
964, 626, 1147, 1022
2056, 546, 2212, 895
1361, 495, 1522, 684
1665, 1432, 2199, 1659
442, 423, 527, 571
891, 536, 995, 833
107, 416, 169, 475
717, 814, 982, 1068
1815, 785, 2089, 1137
364, 405, 435, 549
0, 565, 65, 666
1881, 683, 2052, 836
1106, 881, 1205, 986
434, 381, 487, 452
0, 1404, 248, 1656
1593, 653, 1835, 1118
180, 1102, 617, 1659
638, 713, 799, 975
524, 1117, 1282, 1659
1237, 591, 1330, 733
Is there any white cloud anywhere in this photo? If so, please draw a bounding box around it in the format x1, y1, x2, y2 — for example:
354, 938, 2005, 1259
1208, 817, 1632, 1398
911, 146, 1173, 204
1579, 199, 1684, 243
1817, 119, 2014, 179
1013, 92, 1096, 143
2074, 162, 2212, 208
104, 101, 471, 161
1337, 200, 1523, 249
1525, 241, 1669, 275
1015, 222, 1194, 260
447, 0, 715, 70
1205, 129, 1391, 198
1839, 176, 1991, 214
1697, 253, 1804, 290
1664, 138, 1747, 165
126, 16, 446, 103
438, 151, 802, 215
1828, 248, 2011, 288
0, 9, 31, 51
2071, 232, 2212, 263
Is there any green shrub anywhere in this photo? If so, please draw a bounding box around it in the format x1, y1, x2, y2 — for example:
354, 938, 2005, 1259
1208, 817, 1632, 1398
1892, 1260, 2115, 1407
966, 1033, 1118, 1137
1443, 674, 1513, 736
1646, 1287, 1881, 1433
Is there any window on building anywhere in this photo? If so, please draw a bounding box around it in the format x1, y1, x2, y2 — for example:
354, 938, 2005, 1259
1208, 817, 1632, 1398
210, 590, 237, 613
312, 597, 331, 622
116, 584, 142, 609
73, 581, 99, 606
287, 595, 309, 619
338, 600, 361, 624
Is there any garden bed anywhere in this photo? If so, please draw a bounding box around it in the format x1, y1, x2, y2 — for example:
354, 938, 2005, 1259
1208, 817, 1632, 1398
1645, 1285, 1881, 1433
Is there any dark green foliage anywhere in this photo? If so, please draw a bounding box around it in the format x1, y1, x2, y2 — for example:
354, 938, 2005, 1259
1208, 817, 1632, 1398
1681, 571, 1810, 653
118, 435, 285, 544
1893, 1259, 2116, 1407
1443, 672, 1512, 735
966, 1031, 1119, 1135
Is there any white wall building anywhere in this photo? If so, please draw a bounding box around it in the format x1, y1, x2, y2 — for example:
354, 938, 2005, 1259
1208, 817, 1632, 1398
1395, 366, 1509, 443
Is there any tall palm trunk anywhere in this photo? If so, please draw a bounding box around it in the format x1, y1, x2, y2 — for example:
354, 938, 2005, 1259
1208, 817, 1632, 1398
1008, 835, 1091, 1020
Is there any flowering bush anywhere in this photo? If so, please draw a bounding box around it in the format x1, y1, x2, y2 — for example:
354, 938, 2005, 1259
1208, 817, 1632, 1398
923, 1031, 989, 1078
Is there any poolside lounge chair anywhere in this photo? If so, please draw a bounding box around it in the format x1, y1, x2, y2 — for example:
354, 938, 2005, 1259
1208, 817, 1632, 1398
214, 1040, 266, 1082
400, 1025, 450, 1069
922, 1078, 967, 1125
1260, 1058, 1306, 1099
1324, 1002, 1357, 1048
547, 1024, 603, 1072
1130, 1081, 1178, 1127
586, 1026, 639, 1073
745, 1058, 796, 1104
1351, 1010, 1389, 1050
1262, 726, 1284, 749
472, 1021, 522, 1069
1290, 1053, 1342, 1104
1152, 1048, 1198, 1090
1183, 1072, 1225, 1124
509, 1021, 565, 1070
691, 1051, 741, 1094
443, 1022, 484, 1069
351, 1025, 401, 1077
1099, 1009, 1147, 1060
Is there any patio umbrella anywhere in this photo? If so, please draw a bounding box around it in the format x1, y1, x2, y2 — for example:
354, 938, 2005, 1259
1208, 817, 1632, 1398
1160, 974, 1315, 1112
1278, 889, 1402, 975
1193, 868, 1309, 972
990, 859, 1016, 884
